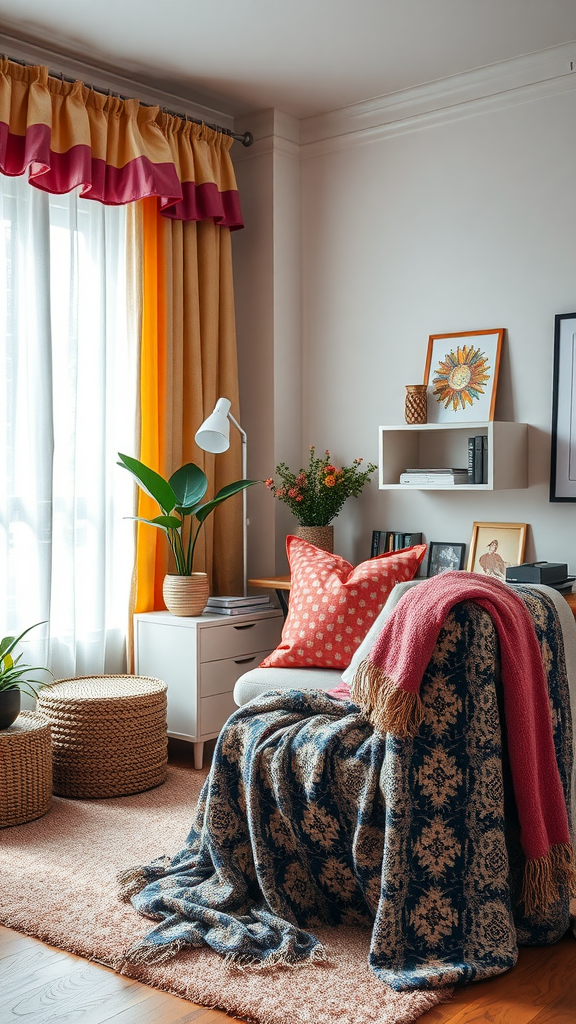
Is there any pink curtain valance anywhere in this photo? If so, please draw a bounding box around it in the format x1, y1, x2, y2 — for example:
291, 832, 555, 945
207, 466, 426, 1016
0, 59, 243, 228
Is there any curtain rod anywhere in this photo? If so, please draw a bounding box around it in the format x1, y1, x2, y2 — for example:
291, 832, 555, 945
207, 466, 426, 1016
3, 53, 254, 147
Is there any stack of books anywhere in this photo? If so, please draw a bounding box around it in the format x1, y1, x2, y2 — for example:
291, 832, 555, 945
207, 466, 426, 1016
399, 468, 469, 486
206, 595, 274, 616
371, 530, 423, 557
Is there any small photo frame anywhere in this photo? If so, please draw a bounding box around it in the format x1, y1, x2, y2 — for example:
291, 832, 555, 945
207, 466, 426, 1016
427, 542, 466, 577
467, 522, 527, 580
550, 311, 576, 501
424, 328, 504, 423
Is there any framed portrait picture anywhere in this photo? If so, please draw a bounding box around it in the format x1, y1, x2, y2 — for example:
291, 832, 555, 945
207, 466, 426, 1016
427, 542, 466, 577
550, 312, 576, 501
467, 522, 527, 580
424, 328, 504, 424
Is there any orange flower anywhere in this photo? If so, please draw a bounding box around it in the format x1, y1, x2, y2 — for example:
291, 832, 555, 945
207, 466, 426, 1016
324, 465, 336, 474
264, 478, 274, 488
324, 475, 336, 487
288, 487, 300, 498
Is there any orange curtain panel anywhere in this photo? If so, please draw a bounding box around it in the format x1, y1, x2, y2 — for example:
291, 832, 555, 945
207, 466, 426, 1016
0, 59, 243, 227
132, 201, 243, 615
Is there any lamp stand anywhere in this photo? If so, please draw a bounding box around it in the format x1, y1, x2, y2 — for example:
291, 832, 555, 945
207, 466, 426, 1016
229, 413, 248, 597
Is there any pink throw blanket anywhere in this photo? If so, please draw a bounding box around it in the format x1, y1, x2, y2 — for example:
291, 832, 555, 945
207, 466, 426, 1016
348, 571, 575, 916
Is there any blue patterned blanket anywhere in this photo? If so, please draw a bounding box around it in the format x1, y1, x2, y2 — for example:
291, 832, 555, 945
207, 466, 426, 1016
119, 587, 573, 991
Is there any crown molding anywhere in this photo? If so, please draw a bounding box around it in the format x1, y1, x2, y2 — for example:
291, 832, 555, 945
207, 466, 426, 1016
232, 109, 300, 162
0, 31, 235, 128
300, 40, 576, 156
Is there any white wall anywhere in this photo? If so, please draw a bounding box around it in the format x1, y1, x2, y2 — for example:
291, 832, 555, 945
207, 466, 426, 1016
232, 56, 576, 576
233, 111, 303, 578
298, 84, 576, 571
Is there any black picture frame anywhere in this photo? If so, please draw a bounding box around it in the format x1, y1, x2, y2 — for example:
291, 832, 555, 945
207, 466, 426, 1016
427, 542, 466, 577
550, 312, 576, 501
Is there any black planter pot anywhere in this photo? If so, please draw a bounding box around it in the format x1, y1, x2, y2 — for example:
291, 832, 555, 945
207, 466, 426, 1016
0, 689, 21, 729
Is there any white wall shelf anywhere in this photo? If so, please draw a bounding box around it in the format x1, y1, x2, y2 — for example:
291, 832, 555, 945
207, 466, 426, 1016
378, 421, 528, 491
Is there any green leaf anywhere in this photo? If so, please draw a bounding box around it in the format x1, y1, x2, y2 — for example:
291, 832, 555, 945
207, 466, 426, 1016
169, 464, 207, 510
117, 453, 177, 515
194, 479, 259, 524
128, 515, 182, 532
0, 622, 46, 662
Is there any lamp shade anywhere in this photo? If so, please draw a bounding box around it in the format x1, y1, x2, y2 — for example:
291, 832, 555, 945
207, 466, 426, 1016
195, 398, 231, 454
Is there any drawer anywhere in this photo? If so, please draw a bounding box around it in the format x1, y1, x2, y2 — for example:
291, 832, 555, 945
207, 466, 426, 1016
199, 615, 282, 662
200, 690, 238, 737
200, 649, 274, 697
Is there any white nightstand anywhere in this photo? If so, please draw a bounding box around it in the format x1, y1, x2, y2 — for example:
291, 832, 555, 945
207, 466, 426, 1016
133, 608, 283, 769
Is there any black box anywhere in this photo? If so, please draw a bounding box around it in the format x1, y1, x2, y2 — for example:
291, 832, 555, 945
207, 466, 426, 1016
505, 561, 568, 585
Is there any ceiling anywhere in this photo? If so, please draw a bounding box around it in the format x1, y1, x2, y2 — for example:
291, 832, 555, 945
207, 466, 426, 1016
2, 0, 576, 120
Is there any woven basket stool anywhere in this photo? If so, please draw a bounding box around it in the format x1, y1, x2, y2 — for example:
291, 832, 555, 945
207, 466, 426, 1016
36, 675, 168, 799
0, 711, 53, 827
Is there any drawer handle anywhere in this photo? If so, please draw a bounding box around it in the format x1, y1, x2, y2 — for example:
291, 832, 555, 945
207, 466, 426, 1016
234, 655, 257, 665
233, 622, 256, 630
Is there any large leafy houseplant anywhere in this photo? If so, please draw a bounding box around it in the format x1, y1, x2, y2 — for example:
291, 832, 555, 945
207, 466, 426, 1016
118, 453, 258, 575
0, 622, 51, 729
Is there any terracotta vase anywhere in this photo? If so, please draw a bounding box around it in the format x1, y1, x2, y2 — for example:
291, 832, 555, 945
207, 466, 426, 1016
162, 573, 209, 616
404, 384, 428, 424
296, 525, 334, 553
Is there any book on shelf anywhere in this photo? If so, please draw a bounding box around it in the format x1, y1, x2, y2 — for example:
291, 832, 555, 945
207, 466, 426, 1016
371, 530, 422, 557
467, 435, 488, 484
207, 600, 275, 616
399, 468, 468, 485
207, 594, 270, 607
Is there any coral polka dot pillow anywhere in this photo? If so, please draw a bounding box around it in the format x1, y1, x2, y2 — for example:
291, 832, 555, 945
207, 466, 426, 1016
260, 536, 427, 670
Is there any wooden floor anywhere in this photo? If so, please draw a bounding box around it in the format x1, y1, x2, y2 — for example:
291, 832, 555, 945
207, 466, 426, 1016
2, 740, 575, 1024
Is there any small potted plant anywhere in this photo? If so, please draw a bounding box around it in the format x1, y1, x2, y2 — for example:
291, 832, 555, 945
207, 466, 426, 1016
118, 453, 259, 615
0, 623, 51, 729
265, 446, 377, 552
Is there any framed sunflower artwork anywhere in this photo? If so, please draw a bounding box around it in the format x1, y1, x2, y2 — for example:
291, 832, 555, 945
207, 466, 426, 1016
424, 329, 504, 423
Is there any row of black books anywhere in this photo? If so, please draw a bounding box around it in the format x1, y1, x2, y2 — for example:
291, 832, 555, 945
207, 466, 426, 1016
371, 530, 423, 558
467, 434, 488, 484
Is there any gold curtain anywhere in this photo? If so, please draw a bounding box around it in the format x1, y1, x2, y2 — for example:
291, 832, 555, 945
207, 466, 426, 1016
131, 198, 243, 616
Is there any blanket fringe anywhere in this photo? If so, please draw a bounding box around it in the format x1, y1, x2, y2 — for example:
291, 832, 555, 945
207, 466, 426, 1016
223, 943, 332, 972
521, 842, 576, 917
117, 866, 150, 903
119, 938, 190, 970
350, 659, 425, 737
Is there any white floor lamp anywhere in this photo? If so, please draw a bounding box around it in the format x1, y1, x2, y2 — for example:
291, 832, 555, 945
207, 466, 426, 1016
195, 398, 248, 596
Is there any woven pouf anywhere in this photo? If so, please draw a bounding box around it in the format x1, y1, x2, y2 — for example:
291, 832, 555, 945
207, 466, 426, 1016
0, 711, 53, 827
36, 675, 168, 799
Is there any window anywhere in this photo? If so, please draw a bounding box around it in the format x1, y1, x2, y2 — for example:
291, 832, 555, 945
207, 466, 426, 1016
0, 174, 137, 680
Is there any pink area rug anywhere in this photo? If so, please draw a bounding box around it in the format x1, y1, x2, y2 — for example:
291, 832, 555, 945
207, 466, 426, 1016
0, 767, 450, 1024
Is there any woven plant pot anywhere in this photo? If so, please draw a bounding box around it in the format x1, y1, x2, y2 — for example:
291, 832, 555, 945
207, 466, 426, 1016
37, 675, 168, 799
296, 525, 334, 553
0, 711, 52, 827
163, 572, 209, 616
404, 384, 428, 424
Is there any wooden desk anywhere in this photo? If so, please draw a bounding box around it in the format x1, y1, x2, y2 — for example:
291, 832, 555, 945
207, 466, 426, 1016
563, 592, 576, 619
248, 575, 291, 617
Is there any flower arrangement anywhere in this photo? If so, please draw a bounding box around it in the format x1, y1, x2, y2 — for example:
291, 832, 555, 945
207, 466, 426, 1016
265, 446, 377, 527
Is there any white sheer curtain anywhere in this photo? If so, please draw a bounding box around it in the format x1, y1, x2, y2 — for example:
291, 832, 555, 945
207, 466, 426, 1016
0, 173, 137, 683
